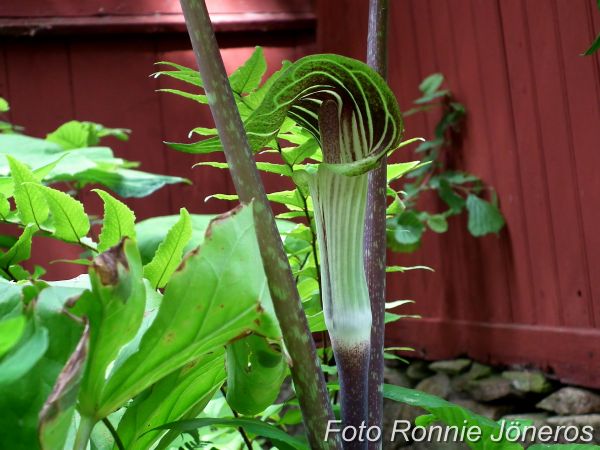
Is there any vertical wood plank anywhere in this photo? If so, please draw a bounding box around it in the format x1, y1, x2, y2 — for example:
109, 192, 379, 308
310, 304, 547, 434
498, 0, 563, 326
521, 0, 594, 328
555, 0, 600, 327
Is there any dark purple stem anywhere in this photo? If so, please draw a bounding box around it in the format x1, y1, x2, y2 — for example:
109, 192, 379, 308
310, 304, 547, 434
364, 0, 390, 449
177, 1, 340, 448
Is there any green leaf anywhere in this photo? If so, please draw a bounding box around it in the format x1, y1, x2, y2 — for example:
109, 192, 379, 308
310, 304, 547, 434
0, 315, 26, 358
71, 239, 146, 417
281, 138, 320, 165
117, 351, 226, 450
466, 194, 505, 237
387, 161, 421, 182
144, 208, 192, 289
583, 32, 600, 56
419, 73, 444, 95
0, 319, 48, 386
152, 417, 309, 450
46, 120, 98, 150
166, 137, 223, 155
229, 46, 266, 95
0, 98, 8, 113
93, 189, 136, 252
194, 161, 292, 177
153, 61, 203, 87
33, 184, 90, 243
0, 225, 36, 270
426, 214, 448, 233
388, 211, 424, 252
438, 178, 466, 213
226, 335, 288, 415
383, 384, 521, 450
157, 88, 207, 104
98, 204, 280, 416
69, 168, 189, 199
7, 156, 49, 228
39, 323, 89, 450
0, 192, 9, 219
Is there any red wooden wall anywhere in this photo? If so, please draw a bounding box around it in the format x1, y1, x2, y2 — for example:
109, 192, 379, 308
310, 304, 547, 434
318, 0, 600, 388
2, 0, 600, 387
0, 0, 314, 279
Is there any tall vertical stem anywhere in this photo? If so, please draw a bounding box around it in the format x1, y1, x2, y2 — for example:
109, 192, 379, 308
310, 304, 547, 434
364, 0, 390, 448
177, 1, 340, 448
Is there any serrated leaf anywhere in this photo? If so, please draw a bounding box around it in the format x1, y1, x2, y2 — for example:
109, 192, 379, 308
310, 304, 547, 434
33, 184, 90, 243
281, 138, 320, 166
194, 161, 292, 177
7, 156, 49, 228
0, 224, 36, 270
466, 194, 505, 237
157, 88, 207, 104
93, 189, 136, 252
438, 178, 466, 213
229, 47, 266, 95
386, 161, 421, 182
166, 137, 223, 154
153, 61, 203, 87
389, 210, 424, 253
144, 208, 192, 289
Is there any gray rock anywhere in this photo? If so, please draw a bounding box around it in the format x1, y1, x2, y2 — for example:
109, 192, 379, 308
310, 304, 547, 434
406, 360, 433, 381
537, 387, 600, 415
502, 370, 552, 393
415, 373, 452, 399
466, 376, 512, 402
429, 359, 472, 375
452, 398, 513, 420
384, 365, 413, 389
501, 412, 549, 428
546, 414, 600, 443
452, 362, 493, 393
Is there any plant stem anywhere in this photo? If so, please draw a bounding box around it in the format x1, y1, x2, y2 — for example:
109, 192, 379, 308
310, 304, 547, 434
102, 417, 125, 450
221, 387, 253, 449
73, 415, 95, 450
364, 0, 390, 449
177, 2, 340, 448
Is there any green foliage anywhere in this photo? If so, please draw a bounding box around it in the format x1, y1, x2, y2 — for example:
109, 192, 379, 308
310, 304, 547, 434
34, 184, 90, 243
8, 156, 50, 228
387, 73, 506, 252
583, 0, 600, 55
143, 208, 192, 289
94, 189, 136, 252
225, 335, 288, 415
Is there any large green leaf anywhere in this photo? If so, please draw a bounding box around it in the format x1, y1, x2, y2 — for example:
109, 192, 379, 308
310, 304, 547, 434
93, 189, 136, 252
116, 350, 226, 450
71, 239, 146, 417
8, 156, 49, 228
98, 204, 280, 417
383, 384, 521, 450
225, 335, 288, 415
143, 208, 192, 289
466, 194, 505, 237
34, 184, 90, 243
71, 168, 188, 198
